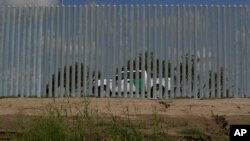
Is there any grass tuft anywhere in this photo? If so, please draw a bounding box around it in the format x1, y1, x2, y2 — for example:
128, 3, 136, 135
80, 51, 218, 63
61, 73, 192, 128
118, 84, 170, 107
178, 128, 206, 137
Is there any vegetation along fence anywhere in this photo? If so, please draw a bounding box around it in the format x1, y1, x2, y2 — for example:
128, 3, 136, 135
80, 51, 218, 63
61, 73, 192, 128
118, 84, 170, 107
0, 5, 249, 98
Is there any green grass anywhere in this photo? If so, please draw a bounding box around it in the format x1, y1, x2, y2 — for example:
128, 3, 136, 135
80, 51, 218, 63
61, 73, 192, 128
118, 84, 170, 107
178, 128, 206, 137
11, 97, 168, 141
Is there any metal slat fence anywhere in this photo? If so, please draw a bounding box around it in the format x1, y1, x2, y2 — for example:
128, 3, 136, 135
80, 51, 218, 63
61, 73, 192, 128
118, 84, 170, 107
0, 5, 249, 98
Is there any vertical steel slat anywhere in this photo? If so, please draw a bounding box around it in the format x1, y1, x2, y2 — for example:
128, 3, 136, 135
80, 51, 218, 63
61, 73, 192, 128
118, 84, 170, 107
164, 5, 169, 99
187, 5, 192, 98
112, 5, 116, 97
42, 6, 48, 97
246, 6, 249, 97
134, 5, 138, 98
80, 5, 84, 97
243, 6, 247, 97
152, 5, 157, 99
244, 5, 247, 97
167, 5, 171, 98
135, 5, 139, 98
129, 5, 134, 98
89, 5, 93, 96
104, 5, 109, 97
41, 7, 46, 97
70, 5, 74, 96
204, 5, 209, 98
105, 4, 113, 97
83, 5, 88, 96
54, 6, 60, 97
60, 6, 65, 97
48, 6, 54, 97
119, 5, 123, 97
211, 5, 216, 98
43, 6, 48, 97
173, 5, 177, 98
113, 5, 121, 96
0, 6, 5, 97
213, 5, 218, 98
3, 6, 6, 95
216, 5, 221, 98
146, 5, 151, 98
141, 5, 146, 98
104, 6, 107, 98
32, 6, 38, 97
240, 6, 246, 97
39, 6, 44, 97
176, 5, 181, 97
199, 5, 204, 98
50, 6, 55, 97
200, 5, 205, 98
26, 6, 33, 97
8, 6, 12, 97
71, 5, 77, 97
100, 5, 104, 97
95, 5, 99, 97
222, 5, 227, 97
96, 5, 100, 97
203, 5, 207, 97
238, 5, 242, 97
182, 5, 186, 97
66, 5, 71, 96
193, 5, 198, 98
209, 6, 213, 98
239, 5, 243, 97
94, 5, 99, 97
77, 5, 83, 97
228, 5, 232, 97
100, 5, 105, 97
170, 5, 175, 98
37, 7, 43, 97
103, 5, 107, 97
10, 6, 16, 96
202, 5, 206, 97
90, 5, 95, 97
243, 6, 248, 97
46, 6, 52, 97
118, 5, 122, 98
15, 7, 21, 97
232, 6, 236, 97
203, 5, 207, 98
70, 5, 76, 97
66, 5, 73, 97
4, 6, 10, 97
158, 5, 163, 99
124, 5, 128, 98
106, 5, 112, 97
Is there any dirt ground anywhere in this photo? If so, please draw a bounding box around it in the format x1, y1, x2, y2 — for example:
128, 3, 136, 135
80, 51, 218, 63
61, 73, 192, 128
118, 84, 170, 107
0, 98, 249, 117
0, 98, 250, 141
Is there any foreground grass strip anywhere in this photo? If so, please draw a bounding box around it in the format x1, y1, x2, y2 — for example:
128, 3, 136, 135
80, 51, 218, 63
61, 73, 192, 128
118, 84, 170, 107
178, 128, 206, 137
12, 98, 172, 141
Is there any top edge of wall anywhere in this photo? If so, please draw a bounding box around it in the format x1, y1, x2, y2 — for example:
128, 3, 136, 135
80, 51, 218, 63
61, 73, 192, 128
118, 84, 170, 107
0, 4, 248, 7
